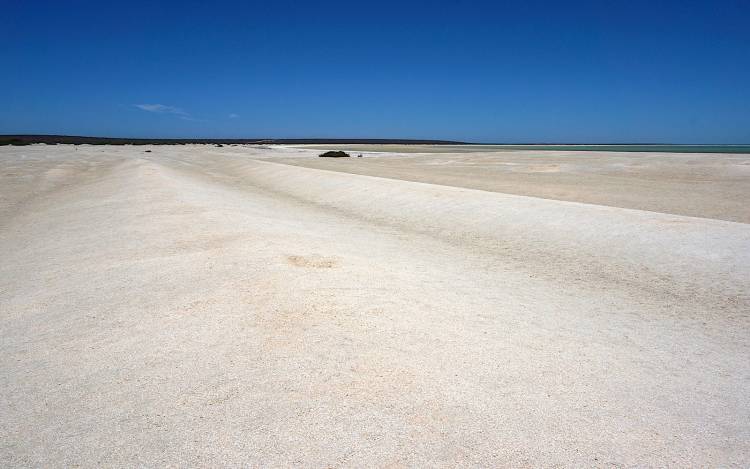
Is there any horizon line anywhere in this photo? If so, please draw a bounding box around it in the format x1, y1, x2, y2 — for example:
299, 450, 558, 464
2, 135, 750, 146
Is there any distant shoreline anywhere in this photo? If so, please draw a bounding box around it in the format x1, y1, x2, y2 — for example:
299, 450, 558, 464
0, 135, 465, 146
1, 135, 749, 153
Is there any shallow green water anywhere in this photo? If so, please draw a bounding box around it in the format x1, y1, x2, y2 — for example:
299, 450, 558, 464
472, 144, 750, 154
303, 144, 750, 154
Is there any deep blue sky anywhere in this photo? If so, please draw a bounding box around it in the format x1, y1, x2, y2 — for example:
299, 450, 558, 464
2, 0, 749, 142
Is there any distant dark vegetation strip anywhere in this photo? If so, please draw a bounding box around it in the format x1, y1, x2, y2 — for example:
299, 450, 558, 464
0, 135, 466, 146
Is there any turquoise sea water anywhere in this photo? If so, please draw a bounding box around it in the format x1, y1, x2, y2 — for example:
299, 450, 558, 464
468, 145, 750, 154
306, 144, 750, 154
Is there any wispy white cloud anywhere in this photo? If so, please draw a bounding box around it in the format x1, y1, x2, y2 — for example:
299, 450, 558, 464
179, 116, 206, 122
134, 103, 209, 123
229, 113, 239, 118
134, 103, 188, 116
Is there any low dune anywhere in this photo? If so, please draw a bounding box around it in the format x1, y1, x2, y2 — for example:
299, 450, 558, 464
1, 144, 749, 466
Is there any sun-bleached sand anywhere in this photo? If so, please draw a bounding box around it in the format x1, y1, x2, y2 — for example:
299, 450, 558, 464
276, 145, 750, 223
1, 144, 749, 466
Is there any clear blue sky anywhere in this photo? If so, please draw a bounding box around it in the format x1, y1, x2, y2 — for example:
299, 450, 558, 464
2, 0, 749, 142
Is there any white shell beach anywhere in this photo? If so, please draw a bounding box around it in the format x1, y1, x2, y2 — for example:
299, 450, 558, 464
1, 144, 748, 466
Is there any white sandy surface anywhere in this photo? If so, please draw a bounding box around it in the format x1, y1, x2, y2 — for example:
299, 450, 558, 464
1, 144, 749, 466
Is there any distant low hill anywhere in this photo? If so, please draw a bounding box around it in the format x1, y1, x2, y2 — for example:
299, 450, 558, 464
0, 135, 466, 146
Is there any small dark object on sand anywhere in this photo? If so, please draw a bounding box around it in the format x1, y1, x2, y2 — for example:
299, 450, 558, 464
319, 151, 350, 158
358, 154, 363, 157
144, 150, 152, 153
216, 144, 224, 148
